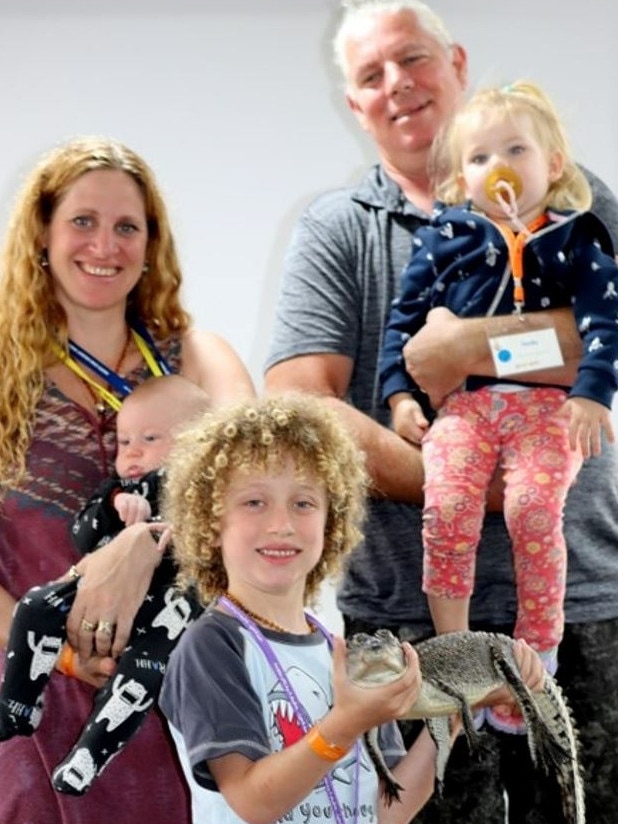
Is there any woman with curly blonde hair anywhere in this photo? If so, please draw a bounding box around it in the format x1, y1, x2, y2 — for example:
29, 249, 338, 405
0, 136, 254, 823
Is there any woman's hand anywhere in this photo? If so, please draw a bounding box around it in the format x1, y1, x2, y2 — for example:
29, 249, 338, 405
65, 522, 161, 661
403, 308, 469, 409
146, 520, 173, 552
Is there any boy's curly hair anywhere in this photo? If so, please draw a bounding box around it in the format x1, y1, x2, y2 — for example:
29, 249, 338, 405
162, 392, 368, 606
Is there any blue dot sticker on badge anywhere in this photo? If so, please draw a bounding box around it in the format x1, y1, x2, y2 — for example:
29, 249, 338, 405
497, 348, 512, 363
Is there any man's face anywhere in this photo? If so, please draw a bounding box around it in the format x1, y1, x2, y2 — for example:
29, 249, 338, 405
344, 10, 467, 169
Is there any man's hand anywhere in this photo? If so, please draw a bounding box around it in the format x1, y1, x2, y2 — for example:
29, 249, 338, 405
403, 308, 469, 408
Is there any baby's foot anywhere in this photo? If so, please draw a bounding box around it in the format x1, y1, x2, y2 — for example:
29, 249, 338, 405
52, 747, 98, 796
0, 695, 43, 740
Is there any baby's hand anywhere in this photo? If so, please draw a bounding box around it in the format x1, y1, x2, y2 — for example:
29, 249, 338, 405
114, 492, 152, 526
390, 394, 430, 445
561, 397, 614, 458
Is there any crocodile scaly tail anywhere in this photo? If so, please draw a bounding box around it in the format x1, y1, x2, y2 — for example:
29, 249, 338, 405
490, 642, 584, 824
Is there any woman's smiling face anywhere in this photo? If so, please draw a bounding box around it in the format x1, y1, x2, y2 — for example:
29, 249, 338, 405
45, 168, 148, 314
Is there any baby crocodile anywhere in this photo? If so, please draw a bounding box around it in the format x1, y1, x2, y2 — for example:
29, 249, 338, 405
346, 629, 584, 824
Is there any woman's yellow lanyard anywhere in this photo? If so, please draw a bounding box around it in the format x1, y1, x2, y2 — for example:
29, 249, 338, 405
494, 213, 549, 315
53, 327, 169, 412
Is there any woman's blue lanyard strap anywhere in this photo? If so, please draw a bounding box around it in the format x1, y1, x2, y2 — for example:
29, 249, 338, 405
57, 322, 173, 413
130, 319, 173, 377
67, 339, 134, 396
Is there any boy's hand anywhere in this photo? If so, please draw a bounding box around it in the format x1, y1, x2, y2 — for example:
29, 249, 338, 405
323, 637, 422, 749
57, 644, 117, 688
75, 651, 117, 688
114, 492, 152, 526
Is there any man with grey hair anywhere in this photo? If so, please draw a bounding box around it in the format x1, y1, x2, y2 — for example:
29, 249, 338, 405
265, 2, 618, 822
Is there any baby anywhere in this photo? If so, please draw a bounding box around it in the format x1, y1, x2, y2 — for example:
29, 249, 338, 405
0, 374, 209, 795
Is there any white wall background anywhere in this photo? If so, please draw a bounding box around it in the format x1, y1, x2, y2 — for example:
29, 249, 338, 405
1, 0, 617, 628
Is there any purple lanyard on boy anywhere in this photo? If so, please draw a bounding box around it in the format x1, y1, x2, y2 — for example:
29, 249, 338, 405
219, 596, 361, 824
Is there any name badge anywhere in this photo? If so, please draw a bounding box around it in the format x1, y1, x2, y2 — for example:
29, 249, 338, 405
489, 326, 564, 377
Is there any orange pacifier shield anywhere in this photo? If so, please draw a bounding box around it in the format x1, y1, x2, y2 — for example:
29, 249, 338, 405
484, 166, 523, 203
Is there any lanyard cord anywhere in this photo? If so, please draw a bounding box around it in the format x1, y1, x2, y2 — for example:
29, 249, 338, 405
494, 214, 548, 314
57, 354, 125, 411
53, 325, 172, 412
219, 596, 361, 824
490, 181, 549, 314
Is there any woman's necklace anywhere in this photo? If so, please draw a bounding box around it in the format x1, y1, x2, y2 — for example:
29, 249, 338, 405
81, 326, 132, 416
223, 591, 316, 635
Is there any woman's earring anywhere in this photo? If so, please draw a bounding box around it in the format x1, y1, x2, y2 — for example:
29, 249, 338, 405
39, 249, 49, 268
142, 261, 149, 273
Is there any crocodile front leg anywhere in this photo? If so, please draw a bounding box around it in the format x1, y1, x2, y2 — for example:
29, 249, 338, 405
423, 676, 482, 752
425, 716, 451, 793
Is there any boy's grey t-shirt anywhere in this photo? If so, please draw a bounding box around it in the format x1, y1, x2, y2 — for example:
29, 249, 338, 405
265, 163, 618, 631
160, 610, 404, 823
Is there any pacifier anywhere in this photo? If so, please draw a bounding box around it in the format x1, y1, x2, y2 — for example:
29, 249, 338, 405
484, 166, 523, 203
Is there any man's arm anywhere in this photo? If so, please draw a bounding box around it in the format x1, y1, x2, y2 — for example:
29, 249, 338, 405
265, 191, 428, 505
265, 354, 425, 504
404, 306, 581, 409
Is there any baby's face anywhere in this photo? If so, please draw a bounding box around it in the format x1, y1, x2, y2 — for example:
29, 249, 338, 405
458, 110, 560, 225
115, 403, 176, 479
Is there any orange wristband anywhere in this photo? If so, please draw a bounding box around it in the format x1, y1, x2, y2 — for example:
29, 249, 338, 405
57, 644, 77, 678
306, 725, 349, 762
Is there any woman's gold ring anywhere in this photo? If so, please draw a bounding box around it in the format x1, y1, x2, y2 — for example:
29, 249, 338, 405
97, 620, 115, 636
80, 618, 97, 633
68, 565, 80, 580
